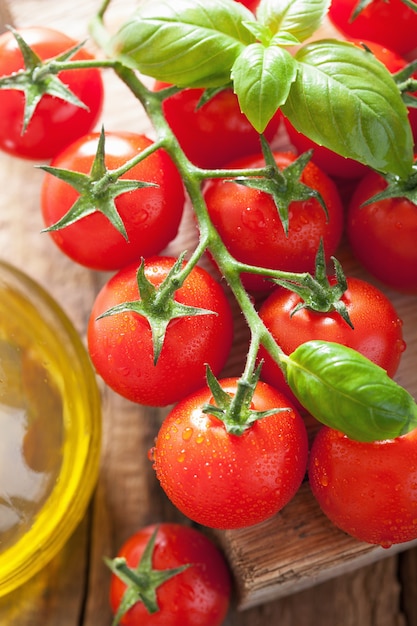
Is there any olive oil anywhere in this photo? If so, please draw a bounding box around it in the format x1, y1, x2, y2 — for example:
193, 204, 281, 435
0, 334, 63, 553
0, 262, 101, 596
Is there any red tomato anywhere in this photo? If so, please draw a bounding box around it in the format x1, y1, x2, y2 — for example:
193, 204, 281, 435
328, 0, 417, 57
257, 277, 406, 407
203, 151, 344, 292
109, 523, 231, 626
282, 38, 417, 179
151, 378, 308, 529
309, 426, 417, 547
0, 27, 104, 160
347, 165, 417, 293
236, 0, 259, 11
41, 132, 185, 271
154, 83, 281, 168
87, 257, 234, 407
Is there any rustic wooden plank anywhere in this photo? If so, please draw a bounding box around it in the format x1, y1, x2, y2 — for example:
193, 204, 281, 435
0, 0, 11, 32
224, 556, 406, 626
398, 546, 417, 626
213, 482, 417, 609
1, 1, 417, 624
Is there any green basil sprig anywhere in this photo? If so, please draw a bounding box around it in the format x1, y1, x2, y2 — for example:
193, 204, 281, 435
281, 39, 413, 179
112, 0, 414, 178
284, 340, 417, 442
111, 0, 255, 87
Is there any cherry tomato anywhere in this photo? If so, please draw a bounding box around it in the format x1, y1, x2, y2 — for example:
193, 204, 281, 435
109, 523, 231, 626
87, 257, 234, 407
282, 38, 417, 180
309, 426, 417, 547
41, 132, 185, 271
237, 0, 259, 10
347, 164, 417, 293
151, 378, 308, 529
0, 27, 104, 160
203, 151, 344, 292
154, 83, 281, 168
257, 277, 406, 407
328, 0, 417, 57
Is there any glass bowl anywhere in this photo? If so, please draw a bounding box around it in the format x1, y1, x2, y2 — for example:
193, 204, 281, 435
0, 260, 101, 597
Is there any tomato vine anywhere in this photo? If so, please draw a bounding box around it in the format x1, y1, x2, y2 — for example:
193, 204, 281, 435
87, 0, 417, 441
2, 0, 417, 442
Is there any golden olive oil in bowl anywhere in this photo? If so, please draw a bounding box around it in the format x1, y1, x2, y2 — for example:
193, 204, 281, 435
0, 260, 101, 596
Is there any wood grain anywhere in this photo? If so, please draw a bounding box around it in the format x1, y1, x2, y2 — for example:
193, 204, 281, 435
0, 1, 416, 624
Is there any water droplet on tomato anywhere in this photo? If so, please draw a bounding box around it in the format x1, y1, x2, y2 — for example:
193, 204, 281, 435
241, 207, 266, 230
131, 208, 149, 225
177, 450, 186, 463
148, 447, 156, 462
380, 540, 393, 549
196, 434, 205, 444
117, 365, 131, 377
397, 338, 407, 353
320, 473, 329, 487
182, 427, 193, 441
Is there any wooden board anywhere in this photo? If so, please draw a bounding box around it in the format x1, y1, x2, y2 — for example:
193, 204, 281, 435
0, 1, 417, 624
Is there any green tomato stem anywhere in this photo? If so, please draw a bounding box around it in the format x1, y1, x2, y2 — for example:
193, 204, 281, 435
96, 0, 113, 21
80, 0, 417, 441
89, 0, 118, 56
94, 137, 165, 192
34, 58, 117, 78
399, 0, 417, 12
196, 166, 274, 180
111, 62, 290, 380
88, 12, 347, 419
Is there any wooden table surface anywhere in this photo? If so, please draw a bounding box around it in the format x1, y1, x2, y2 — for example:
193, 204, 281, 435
1, 1, 417, 624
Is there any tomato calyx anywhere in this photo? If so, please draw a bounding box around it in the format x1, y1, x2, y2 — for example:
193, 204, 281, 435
0, 27, 91, 134
363, 161, 417, 207
202, 364, 289, 435
97, 254, 218, 364
400, 0, 417, 12
105, 526, 190, 624
272, 240, 353, 328
40, 127, 159, 239
233, 136, 327, 234
349, 0, 374, 20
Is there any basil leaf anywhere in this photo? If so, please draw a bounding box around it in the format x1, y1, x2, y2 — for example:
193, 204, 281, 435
285, 340, 417, 442
231, 43, 297, 132
281, 39, 414, 179
256, 0, 331, 43
112, 0, 255, 87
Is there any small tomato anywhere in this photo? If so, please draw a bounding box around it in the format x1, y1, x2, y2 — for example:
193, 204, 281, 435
87, 257, 234, 407
0, 26, 104, 160
309, 426, 417, 547
151, 378, 308, 529
41, 132, 185, 271
203, 151, 344, 292
108, 523, 231, 626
